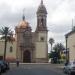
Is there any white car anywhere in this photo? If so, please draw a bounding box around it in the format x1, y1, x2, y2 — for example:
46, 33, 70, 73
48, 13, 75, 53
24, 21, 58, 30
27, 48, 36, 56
63, 61, 75, 75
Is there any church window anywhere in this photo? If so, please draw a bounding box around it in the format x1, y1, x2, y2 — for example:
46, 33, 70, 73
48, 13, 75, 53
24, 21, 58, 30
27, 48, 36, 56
10, 46, 13, 53
41, 18, 43, 25
40, 37, 44, 41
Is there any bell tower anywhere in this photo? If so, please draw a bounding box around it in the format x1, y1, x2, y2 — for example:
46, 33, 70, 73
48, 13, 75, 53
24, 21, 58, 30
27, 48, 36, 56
35, 0, 48, 63
36, 0, 47, 31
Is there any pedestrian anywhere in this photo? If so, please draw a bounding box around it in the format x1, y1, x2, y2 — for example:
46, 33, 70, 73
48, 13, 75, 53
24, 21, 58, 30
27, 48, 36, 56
16, 59, 19, 67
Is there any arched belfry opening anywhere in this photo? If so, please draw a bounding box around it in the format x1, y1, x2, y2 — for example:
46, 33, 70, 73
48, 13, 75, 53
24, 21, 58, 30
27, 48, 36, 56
23, 50, 31, 63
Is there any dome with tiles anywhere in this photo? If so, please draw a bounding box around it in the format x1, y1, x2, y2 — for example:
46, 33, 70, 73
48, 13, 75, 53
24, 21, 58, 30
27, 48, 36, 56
18, 15, 29, 28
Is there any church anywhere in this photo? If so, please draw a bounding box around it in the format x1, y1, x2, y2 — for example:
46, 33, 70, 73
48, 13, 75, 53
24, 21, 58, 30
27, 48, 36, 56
0, 0, 48, 63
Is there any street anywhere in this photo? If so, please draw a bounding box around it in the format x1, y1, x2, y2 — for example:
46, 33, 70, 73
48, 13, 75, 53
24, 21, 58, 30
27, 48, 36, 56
2, 63, 65, 75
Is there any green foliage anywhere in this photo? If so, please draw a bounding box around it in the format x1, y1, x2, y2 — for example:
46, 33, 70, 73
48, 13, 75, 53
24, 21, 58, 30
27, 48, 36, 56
48, 53, 52, 58
53, 43, 65, 52
50, 43, 65, 63
0, 27, 13, 42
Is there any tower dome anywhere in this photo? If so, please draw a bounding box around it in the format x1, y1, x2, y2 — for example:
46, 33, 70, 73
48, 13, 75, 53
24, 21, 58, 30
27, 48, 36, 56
18, 20, 29, 28
17, 15, 29, 29
37, 0, 47, 14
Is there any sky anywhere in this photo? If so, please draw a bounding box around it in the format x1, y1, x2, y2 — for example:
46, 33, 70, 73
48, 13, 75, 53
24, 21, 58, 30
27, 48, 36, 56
0, 0, 75, 52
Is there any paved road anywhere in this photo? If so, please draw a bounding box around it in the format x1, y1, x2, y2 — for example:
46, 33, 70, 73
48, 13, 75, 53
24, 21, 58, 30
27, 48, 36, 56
2, 63, 66, 75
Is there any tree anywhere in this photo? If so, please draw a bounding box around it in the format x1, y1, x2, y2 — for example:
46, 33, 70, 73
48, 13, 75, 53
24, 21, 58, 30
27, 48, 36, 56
53, 43, 65, 60
53, 43, 65, 52
49, 38, 54, 52
0, 27, 13, 60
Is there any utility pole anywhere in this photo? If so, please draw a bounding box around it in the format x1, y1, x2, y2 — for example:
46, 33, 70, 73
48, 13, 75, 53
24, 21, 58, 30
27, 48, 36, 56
65, 36, 69, 63
72, 19, 73, 30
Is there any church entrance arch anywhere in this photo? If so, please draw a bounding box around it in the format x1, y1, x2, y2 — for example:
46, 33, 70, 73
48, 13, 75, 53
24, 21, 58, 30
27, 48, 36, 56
23, 50, 31, 63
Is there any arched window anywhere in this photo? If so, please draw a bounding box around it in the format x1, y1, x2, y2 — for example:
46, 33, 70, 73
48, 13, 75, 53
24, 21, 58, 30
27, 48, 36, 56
10, 46, 13, 52
41, 18, 43, 25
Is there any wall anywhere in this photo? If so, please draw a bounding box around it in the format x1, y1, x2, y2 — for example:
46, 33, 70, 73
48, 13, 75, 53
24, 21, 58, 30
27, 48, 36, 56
0, 40, 16, 62
0, 40, 4, 56
35, 32, 48, 62
67, 33, 75, 62
6, 41, 16, 62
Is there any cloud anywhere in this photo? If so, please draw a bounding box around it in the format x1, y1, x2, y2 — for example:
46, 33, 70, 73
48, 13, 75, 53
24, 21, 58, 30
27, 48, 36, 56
0, 0, 75, 52
0, 3, 36, 30
48, 22, 72, 33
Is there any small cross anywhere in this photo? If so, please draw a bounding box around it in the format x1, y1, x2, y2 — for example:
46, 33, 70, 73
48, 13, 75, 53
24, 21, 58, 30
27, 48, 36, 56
22, 8, 25, 20
41, 0, 43, 4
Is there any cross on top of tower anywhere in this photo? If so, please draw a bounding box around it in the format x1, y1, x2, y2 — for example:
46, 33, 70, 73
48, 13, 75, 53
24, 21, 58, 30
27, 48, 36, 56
41, 0, 43, 5
22, 9, 25, 21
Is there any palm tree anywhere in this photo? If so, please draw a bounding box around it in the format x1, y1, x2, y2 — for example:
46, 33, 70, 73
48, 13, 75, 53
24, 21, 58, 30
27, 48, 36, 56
49, 38, 54, 53
0, 27, 13, 60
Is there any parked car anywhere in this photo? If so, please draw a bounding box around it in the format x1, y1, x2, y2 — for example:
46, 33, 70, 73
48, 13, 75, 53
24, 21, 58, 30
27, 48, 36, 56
0, 65, 1, 74
2, 60, 9, 70
0, 60, 6, 72
63, 61, 75, 75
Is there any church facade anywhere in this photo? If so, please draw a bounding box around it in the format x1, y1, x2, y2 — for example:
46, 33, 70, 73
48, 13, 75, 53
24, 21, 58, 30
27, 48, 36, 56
0, 0, 48, 63
15, 0, 48, 63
